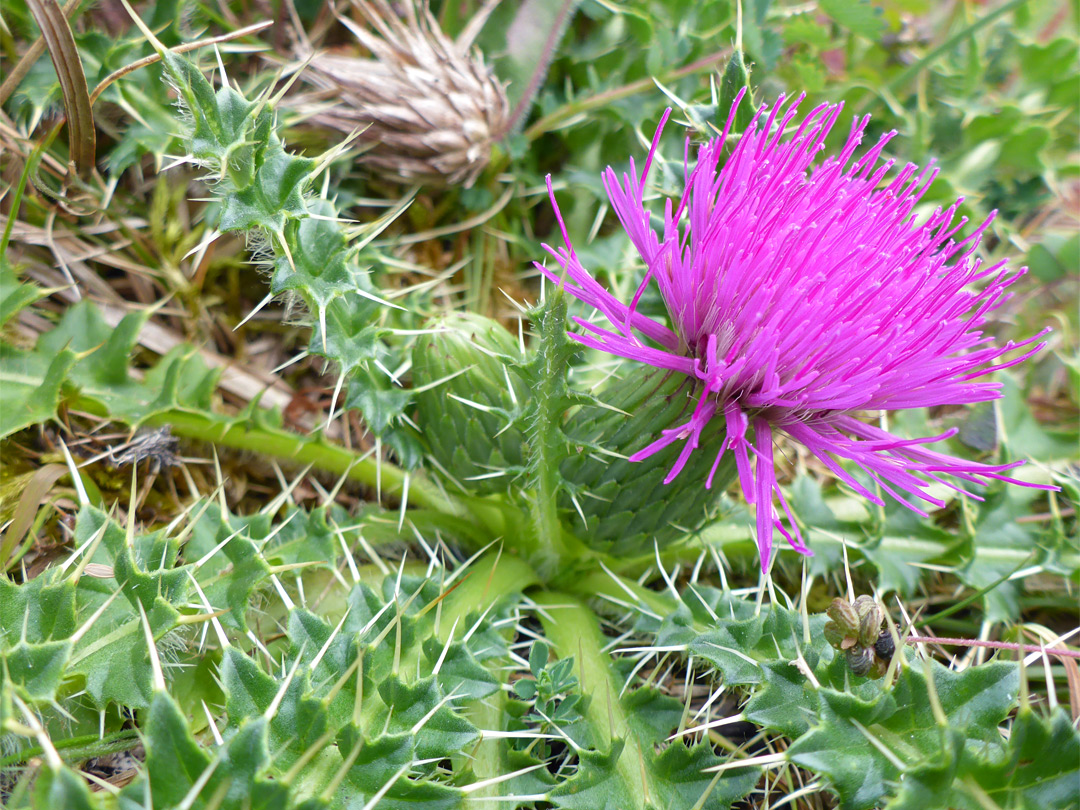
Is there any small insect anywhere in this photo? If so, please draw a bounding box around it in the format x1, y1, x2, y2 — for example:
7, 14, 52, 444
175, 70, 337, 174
110, 426, 180, 473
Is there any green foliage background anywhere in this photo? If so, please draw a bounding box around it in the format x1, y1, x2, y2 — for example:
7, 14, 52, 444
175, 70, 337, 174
1, 1, 1077, 808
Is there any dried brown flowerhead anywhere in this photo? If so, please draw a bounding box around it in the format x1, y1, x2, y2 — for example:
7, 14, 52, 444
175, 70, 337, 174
303, 0, 509, 187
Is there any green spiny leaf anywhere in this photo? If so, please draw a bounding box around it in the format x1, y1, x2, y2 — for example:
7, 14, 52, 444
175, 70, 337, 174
0, 266, 48, 328
787, 660, 1020, 810
885, 706, 1080, 810
32, 764, 101, 810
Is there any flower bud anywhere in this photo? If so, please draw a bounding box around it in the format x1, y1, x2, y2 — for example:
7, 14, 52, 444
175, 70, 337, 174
303, 0, 508, 186
858, 604, 886, 649
412, 313, 528, 494
846, 646, 875, 677
852, 595, 876, 618
823, 621, 847, 651
874, 630, 896, 661
558, 370, 735, 558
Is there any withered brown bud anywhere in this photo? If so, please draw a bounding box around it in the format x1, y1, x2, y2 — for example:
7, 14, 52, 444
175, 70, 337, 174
301, 0, 509, 187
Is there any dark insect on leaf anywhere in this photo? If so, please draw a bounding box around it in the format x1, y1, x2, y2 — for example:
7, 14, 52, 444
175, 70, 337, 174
111, 427, 180, 473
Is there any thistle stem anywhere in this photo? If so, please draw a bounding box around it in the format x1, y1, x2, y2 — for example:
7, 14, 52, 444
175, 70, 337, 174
523, 49, 731, 141
573, 569, 677, 619
525, 293, 575, 573
878, 0, 1029, 99
0, 728, 140, 769
433, 551, 539, 645
140, 408, 473, 522
905, 635, 1080, 659
463, 686, 512, 807
532, 591, 653, 810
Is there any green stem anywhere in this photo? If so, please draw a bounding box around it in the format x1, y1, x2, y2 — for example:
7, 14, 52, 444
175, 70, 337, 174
133, 407, 475, 522
450, 552, 540, 808
0, 138, 44, 259
572, 570, 677, 620
532, 591, 653, 810
526, 294, 575, 574
0, 728, 140, 768
523, 48, 731, 142
154, 409, 531, 546
435, 550, 539, 643
463, 677, 515, 808
384, 550, 538, 697
365, 506, 505, 548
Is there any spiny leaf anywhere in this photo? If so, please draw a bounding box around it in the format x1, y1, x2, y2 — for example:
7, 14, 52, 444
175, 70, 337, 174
647, 742, 760, 810
336, 730, 461, 809
32, 765, 101, 810
159, 48, 410, 453
548, 743, 634, 810
377, 676, 480, 761
2, 640, 71, 701
717, 49, 753, 133
883, 706, 1080, 810
0, 576, 77, 644
0, 266, 49, 328
121, 691, 299, 809
0, 341, 79, 438
787, 660, 1020, 810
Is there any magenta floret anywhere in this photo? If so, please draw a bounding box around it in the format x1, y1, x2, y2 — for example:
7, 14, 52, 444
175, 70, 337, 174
540, 91, 1052, 571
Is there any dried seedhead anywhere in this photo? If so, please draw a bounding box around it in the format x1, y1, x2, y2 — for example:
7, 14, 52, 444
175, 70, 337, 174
302, 0, 509, 187
824, 595, 894, 679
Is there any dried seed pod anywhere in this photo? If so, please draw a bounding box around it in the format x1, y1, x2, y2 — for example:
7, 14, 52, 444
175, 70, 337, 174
858, 604, 885, 648
852, 594, 877, 619
874, 629, 896, 661
845, 646, 875, 677
301, 0, 509, 186
823, 621, 847, 651
827, 598, 860, 636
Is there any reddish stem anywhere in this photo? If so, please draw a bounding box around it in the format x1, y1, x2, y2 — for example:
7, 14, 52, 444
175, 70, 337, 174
905, 635, 1080, 660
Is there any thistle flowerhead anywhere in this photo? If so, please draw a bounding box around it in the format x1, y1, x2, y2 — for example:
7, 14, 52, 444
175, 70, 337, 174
541, 90, 1052, 571
305, 0, 509, 186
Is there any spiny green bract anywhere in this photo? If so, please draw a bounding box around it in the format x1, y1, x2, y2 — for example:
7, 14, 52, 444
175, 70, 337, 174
558, 368, 736, 558
408, 295, 740, 561
412, 311, 531, 494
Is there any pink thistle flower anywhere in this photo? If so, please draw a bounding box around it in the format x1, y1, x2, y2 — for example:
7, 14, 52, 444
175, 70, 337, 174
540, 91, 1053, 571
